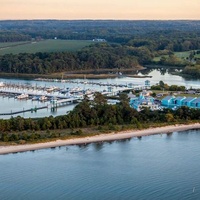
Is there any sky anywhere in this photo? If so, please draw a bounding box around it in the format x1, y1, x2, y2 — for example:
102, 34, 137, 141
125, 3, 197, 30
0, 0, 200, 20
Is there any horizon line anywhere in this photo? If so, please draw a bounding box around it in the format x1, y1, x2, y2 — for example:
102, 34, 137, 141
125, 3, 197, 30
0, 19, 200, 21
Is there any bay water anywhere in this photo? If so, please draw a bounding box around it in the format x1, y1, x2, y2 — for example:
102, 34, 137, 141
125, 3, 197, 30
1, 129, 200, 200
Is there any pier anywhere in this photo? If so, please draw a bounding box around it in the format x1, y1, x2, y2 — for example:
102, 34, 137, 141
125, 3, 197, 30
0, 106, 48, 116
50, 97, 82, 110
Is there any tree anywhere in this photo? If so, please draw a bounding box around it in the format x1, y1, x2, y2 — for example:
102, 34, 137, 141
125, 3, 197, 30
159, 81, 165, 89
165, 113, 174, 122
93, 92, 107, 105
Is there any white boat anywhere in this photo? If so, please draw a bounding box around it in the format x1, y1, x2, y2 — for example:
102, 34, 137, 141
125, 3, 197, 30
39, 95, 48, 101
17, 94, 29, 99
0, 82, 5, 87
46, 86, 59, 93
71, 87, 82, 92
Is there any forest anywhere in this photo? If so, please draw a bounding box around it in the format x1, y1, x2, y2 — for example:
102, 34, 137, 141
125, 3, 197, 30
0, 43, 150, 74
0, 93, 200, 143
0, 20, 200, 75
1, 20, 200, 43
0, 37, 200, 74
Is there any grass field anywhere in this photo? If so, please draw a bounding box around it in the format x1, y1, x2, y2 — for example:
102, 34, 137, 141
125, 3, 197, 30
0, 41, 30, 48
0, 39, 93, 55
153, 50, 200, 62
151, 90, 200, 101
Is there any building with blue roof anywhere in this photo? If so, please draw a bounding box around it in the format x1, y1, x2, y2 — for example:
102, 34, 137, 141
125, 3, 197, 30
181, 97, 196, 107
190, 97, 200, 108
130, 93, 159, 111
161, 95, 200, 109
173, 96, 186, 106
161, 96, 175, 107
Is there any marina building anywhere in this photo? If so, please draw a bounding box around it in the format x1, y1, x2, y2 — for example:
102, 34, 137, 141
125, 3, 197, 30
130, 92, 159, 111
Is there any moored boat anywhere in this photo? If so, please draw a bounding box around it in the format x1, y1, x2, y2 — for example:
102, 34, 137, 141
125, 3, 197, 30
39, 95, 48, 101
32, 96, 40, 101
16, 94, 29, 100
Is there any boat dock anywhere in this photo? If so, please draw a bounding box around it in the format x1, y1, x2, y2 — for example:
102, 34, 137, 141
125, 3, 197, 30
0, 106, 48, 116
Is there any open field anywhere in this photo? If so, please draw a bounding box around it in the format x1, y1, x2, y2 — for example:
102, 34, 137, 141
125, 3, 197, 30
153, 50, 200, 62
0, 41, 30, 48
0, 39, 93, 55
151, 90, 200, 101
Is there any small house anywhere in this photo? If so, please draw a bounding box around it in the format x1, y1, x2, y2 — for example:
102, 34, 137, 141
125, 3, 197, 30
172, 96, 186, 107
190, 97, 200, 108
181, 97, 196, 107
161, 96, 175, 107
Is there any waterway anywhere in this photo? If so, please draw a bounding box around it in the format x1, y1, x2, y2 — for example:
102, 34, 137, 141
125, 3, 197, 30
0, 69, 200, 119
1, 129, 200, 200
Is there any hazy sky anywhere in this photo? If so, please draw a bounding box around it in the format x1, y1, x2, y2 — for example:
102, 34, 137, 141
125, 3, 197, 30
0, 0, 199, 20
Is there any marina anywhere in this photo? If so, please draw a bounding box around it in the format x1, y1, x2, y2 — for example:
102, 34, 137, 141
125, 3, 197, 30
0, 79, 149, 118
0, 69, 200, 119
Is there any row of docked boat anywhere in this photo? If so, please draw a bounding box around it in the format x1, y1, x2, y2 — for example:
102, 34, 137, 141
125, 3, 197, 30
34, 78, 129, 88
15, 94, 49, 101
32, 95, 48, 101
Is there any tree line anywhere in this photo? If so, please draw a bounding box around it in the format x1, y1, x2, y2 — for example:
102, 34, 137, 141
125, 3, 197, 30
0, 32, 31, 43
1, 20, 200, 75
1, 20, 200, 43
0, 43, 152, 74
182, 64, 200, 78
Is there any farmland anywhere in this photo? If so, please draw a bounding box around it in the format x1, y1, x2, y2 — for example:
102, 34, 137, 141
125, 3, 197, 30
0, 39, 93, 55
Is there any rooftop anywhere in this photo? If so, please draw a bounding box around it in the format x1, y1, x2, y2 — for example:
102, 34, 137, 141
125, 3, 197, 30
162, 96, 174, 101
174, 96, 186, 101
191, 97, 200, 104
182, 97, 196, 103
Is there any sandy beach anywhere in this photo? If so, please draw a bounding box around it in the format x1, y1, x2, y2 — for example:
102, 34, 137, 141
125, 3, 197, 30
0, 123, 200, 155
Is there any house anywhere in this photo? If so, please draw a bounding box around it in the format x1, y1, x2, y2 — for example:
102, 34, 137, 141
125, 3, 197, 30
181, 97, 196, 107
186, 90, 196, 95
161, 95, 200, 109
172, 96, 186, 107
190, 97, 200, 108
161, 96, 175, 107
92, 38, 106, 42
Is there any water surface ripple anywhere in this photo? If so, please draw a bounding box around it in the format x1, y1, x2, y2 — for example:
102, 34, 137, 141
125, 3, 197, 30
1, 130, 200, 200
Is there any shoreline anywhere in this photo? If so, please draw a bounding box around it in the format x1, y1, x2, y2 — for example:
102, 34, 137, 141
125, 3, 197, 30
0, 67, 143, 80
0, 123, 200, 155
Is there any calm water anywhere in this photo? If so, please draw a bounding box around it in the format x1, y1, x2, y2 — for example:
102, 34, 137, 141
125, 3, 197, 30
0, 96, 76, 119
0, 68, 200, 119
1, 129, 200, 200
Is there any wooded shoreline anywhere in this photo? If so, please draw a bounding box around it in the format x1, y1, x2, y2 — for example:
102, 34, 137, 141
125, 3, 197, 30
1, 123, 200, 155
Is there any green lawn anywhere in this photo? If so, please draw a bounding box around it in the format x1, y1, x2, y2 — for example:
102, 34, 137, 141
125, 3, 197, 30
153, 50, 200, 62
0, 39, 93, 55
152, 90, 200, 100
0, 41, 30, 48
175, 51, 190, 58
153, 55, 167, 62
